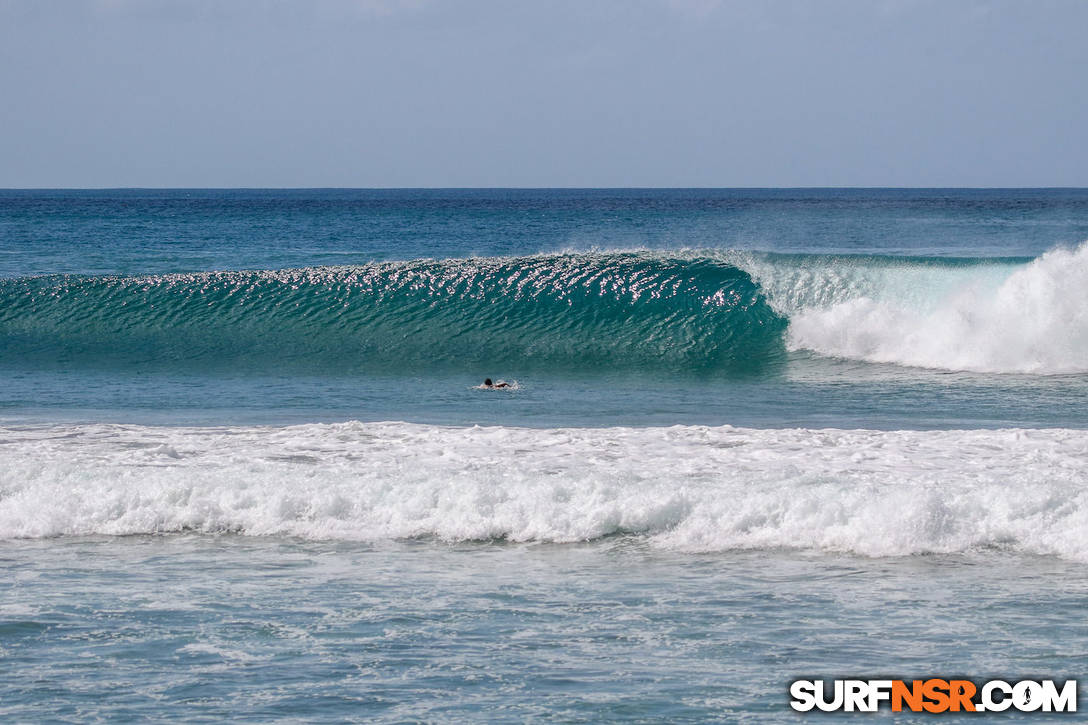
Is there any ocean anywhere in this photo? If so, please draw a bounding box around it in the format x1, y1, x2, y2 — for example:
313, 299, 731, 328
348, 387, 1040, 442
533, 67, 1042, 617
2, 188, 1087, 721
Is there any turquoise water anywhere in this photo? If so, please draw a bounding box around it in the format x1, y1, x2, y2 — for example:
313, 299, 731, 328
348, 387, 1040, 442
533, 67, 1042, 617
2, 189, 1088, 720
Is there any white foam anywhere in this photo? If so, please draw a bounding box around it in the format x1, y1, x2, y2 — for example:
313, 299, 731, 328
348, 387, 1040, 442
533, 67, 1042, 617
742, 243, 1088, 374
177, 643, 271, 662
2, 422, 1087, 560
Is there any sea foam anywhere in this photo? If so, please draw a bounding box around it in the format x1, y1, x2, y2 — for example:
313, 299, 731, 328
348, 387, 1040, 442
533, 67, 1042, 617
761, 243, 1088, 374
2, 422, 1086, 560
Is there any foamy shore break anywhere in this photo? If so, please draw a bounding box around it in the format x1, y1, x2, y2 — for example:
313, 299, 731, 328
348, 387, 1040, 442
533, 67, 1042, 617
3, 421, 1086, 560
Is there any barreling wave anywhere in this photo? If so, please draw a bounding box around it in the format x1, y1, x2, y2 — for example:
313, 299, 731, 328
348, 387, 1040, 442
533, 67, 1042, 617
3, 243, 1088, 376
0, 254, 786, 375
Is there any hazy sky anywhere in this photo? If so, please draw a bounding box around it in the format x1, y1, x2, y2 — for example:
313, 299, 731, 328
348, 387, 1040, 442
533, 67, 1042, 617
1, 0, 1085, 187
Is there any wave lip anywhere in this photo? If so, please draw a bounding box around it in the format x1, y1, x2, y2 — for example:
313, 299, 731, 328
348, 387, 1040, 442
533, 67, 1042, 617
2, 422, 1087, 561
0, 253, 786, 375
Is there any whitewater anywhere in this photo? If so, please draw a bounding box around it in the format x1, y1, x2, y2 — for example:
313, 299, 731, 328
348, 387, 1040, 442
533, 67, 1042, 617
773, 242, 1088, 374
4, 421, 1088, 561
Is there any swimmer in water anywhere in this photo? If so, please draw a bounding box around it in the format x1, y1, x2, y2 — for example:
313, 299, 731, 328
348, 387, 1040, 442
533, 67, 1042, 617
483, 378, 510, 389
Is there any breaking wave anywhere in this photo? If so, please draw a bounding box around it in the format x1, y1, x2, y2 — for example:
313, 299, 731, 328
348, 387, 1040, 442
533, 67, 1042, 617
3, 243, 1087, 375
760, 243, 1088, 374
2, 422, 1087, 560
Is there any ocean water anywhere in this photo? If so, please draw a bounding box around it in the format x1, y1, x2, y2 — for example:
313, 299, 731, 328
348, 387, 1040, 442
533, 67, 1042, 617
2, 188, 1088, 721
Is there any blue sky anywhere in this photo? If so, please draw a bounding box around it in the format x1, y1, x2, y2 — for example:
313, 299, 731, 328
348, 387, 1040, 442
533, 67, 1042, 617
1, 0, 1085, 187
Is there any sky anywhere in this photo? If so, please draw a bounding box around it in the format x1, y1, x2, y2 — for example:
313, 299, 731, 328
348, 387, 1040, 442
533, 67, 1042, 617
1, 0, 1086, 188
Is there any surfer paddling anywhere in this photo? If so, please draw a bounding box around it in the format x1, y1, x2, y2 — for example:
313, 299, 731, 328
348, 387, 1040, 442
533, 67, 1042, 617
482, 378, 510, 389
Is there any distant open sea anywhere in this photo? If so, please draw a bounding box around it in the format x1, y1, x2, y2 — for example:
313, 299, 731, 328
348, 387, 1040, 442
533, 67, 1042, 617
3, 189, 1087, 721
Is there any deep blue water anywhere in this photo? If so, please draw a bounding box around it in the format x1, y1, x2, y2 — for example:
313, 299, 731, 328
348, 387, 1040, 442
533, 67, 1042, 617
5, 188, 1088, 277
3, 189, 1088, 721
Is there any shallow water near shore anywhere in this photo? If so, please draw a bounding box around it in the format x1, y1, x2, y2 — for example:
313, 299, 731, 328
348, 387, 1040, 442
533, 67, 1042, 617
4, 536, 1087, 722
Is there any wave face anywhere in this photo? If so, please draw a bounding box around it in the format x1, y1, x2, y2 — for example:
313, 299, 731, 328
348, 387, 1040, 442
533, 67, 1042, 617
3, 422, 1087, 560
0, 254, 785, 375
4, 243, 1088, 376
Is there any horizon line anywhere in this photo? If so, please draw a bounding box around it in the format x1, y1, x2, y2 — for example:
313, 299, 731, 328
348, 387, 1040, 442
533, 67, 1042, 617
2, 186, 1088, 192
